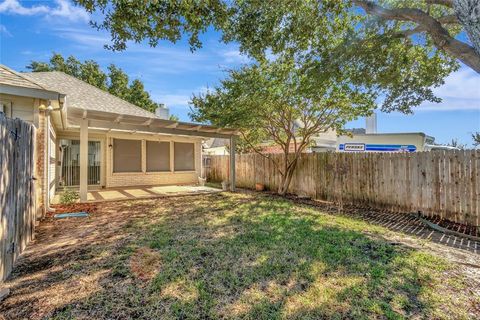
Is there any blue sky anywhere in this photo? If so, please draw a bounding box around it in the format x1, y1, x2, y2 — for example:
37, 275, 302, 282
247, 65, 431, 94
0, 0, 479, 146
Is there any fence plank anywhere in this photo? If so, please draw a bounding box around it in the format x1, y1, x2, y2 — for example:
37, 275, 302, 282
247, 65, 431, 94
1, 115, 37, 282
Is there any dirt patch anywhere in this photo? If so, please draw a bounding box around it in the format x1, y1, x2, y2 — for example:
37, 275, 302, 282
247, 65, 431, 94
129, 247, 162, 282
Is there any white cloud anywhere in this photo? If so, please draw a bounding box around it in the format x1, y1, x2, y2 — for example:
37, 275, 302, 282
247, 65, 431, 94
49, 0, 89, 22
55, 28, 110, 47
0, 0, 49, 15
152, 87, 209, 108
0, 24, 12, 36
221, 49, 251, 64
0, 0, 89, 22
419, 67, 480, 111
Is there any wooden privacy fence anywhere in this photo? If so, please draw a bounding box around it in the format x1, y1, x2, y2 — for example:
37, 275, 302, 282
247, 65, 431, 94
0, 115, 37, 281
205, 151, 479, 227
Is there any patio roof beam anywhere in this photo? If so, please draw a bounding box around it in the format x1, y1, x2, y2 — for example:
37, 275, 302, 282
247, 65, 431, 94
68, 118, 237, 139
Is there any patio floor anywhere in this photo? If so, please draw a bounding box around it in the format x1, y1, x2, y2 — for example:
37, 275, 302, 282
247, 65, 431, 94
53, 185, 222, 203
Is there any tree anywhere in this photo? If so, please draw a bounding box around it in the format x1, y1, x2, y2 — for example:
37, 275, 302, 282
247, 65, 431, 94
128, 79, 156, 112
447, 138, 466, 149
191, 57, 374, 195
107, 64, 130, 100
169, 114, 180, 121
472, 132, 480, 147
75, 0, 479, 73
27, 53, 172, 115
80, 60, 108, 90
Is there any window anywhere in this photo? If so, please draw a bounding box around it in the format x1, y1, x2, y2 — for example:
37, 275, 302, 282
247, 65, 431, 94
146, 141, 170, 172
174, 142, 195, 171
113, 139, 142, 172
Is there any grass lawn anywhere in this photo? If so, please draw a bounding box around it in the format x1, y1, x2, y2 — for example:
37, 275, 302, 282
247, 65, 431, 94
2, 192, 478, 319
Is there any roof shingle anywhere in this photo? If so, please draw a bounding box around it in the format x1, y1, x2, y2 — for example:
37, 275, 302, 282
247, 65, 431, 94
25, 71, 156, 118
0, 65, 47, 90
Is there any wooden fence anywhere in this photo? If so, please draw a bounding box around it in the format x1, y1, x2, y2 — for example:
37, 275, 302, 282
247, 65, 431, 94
205, 151, 479, 227
0, 115, 37, 281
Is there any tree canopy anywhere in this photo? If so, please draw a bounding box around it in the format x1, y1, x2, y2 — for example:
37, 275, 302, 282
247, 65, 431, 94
75, 0, 479, 73
27, 53, 176, 117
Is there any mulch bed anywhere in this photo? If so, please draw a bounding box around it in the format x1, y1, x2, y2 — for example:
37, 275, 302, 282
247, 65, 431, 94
49, 203, 99, 216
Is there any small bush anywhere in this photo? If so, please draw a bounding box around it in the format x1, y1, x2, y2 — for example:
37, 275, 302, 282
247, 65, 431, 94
60, 189, 79, 205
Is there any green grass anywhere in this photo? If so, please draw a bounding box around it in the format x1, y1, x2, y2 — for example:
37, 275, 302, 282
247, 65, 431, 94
57, 193, 475, 319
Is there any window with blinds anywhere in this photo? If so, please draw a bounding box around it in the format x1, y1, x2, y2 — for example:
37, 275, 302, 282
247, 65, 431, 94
174, 142, 195, 171
113, 139, 142, 173
146, 141, 170, 172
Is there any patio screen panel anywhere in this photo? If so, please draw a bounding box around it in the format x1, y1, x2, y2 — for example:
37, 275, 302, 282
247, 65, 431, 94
113, 138, 142, 173
174, 142, 195, 171
146, 141, 170, 172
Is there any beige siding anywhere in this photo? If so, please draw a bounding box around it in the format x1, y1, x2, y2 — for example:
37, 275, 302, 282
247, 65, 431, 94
0, 94, 36, 124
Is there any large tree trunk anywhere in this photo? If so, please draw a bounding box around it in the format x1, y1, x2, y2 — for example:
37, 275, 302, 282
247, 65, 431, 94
454, 0, 480, 55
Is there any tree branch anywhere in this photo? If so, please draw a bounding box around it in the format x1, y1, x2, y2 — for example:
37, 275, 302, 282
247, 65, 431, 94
352, 0, 480, 73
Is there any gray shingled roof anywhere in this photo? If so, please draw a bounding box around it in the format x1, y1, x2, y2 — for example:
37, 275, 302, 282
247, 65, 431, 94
25, 71, 156, 118
0, 64, 48, 90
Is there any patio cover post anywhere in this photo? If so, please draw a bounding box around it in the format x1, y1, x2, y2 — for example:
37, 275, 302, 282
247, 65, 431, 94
230, 135, 236, 192
79, 118, 88, 201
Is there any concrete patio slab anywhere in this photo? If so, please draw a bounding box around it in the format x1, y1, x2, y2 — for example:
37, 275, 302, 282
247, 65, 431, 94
53, 185, 222, 204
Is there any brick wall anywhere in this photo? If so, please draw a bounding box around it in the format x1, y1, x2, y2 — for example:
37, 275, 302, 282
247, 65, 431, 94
35, 109, 46, 217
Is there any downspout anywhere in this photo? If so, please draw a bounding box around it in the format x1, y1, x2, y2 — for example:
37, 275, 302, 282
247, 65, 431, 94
44, 104, 51, 213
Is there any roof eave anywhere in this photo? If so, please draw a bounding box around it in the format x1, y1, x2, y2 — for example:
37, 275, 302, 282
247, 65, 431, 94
0, 84, 61, 100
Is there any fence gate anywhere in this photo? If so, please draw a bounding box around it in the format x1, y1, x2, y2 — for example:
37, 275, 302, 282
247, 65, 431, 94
0, 114, 37, 282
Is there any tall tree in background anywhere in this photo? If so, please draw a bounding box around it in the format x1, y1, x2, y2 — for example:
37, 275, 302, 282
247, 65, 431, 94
26, 53, 171, 114
191, 57, 374, 195
107, 64, 130, 100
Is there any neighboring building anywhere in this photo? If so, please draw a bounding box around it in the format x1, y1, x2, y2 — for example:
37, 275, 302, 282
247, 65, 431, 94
337, 113, 457, 153
203, 138, 230, 155
0, 65, 238, 213
337, 132, 435, 152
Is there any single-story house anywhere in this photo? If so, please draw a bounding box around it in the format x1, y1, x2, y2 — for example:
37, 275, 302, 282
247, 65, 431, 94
0, 64, 238, 214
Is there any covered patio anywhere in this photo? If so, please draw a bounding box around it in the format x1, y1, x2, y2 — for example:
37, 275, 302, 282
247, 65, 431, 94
62, 107, 239, 202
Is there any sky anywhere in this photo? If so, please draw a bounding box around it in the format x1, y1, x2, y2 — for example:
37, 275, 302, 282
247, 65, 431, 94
0, 0, 479, 146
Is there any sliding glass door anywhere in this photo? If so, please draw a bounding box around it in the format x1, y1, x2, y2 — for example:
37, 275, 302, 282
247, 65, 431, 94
59, 139, 101, 187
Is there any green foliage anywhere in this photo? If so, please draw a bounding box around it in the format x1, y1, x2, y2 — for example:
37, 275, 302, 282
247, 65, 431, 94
168, 114, 180, 121
472, 132, 480, 147
59, 189, 79, 205
75, 0, 459, 113
107, 64, 130, 100
76, 0, 228, 51
26, 53, 175, 115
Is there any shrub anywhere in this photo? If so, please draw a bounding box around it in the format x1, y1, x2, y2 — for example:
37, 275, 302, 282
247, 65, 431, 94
60, 189, 79, 205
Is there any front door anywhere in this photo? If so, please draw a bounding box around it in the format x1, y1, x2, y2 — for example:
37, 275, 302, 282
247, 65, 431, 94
58, 139, 101, 187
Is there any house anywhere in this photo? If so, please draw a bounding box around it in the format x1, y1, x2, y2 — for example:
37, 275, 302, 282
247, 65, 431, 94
203, 138, 230, 155
0, 64, 238, 214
